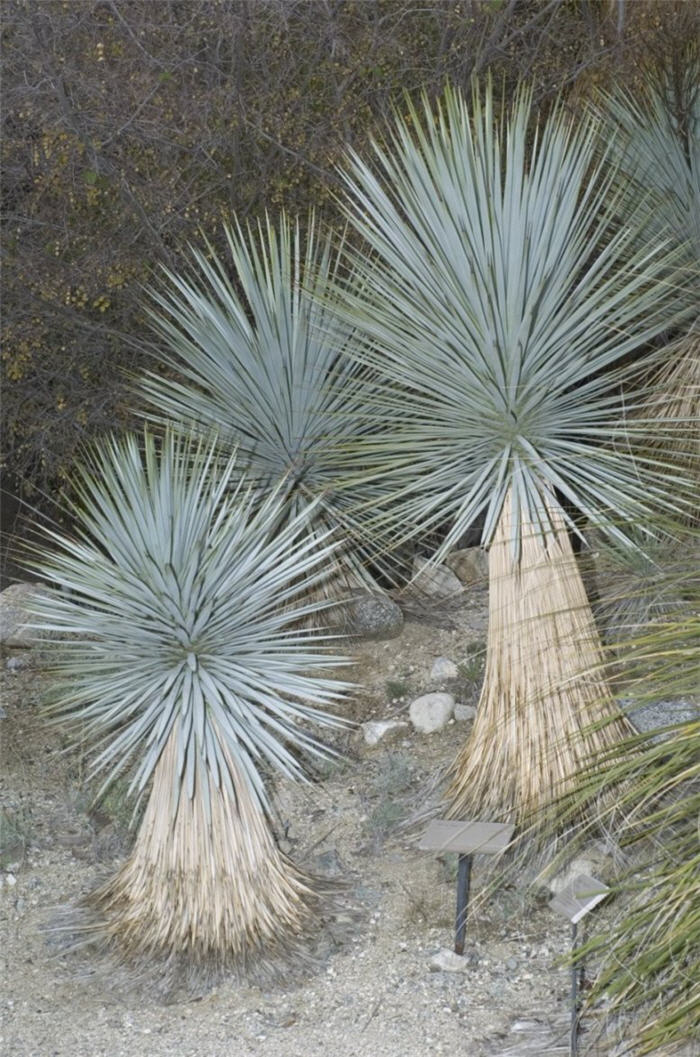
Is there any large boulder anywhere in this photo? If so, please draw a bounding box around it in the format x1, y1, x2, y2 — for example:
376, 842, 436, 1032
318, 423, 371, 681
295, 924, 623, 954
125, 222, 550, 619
0, 583, 44, 648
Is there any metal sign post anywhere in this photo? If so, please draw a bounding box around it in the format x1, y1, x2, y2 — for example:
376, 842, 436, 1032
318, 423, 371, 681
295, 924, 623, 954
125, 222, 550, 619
419, 819, 514, 955
549, 873, 610, 1057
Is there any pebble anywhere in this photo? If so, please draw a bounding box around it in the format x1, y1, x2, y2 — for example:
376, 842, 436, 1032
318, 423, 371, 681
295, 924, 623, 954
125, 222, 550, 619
429, 948, 469, 973
5, 655, 30, 672
454, 703, 477, 722
362, 719, 409, 747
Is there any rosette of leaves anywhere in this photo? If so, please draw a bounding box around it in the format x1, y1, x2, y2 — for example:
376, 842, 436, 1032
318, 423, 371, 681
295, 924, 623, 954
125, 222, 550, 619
600, 50, 700, 478
337, 82, 692, 822
26, 429, 352, 974
139, 213, 392, 597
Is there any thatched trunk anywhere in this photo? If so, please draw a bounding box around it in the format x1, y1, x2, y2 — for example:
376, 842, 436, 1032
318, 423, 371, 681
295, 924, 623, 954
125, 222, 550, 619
447, 486, 634, 823
90, 723, 317, 969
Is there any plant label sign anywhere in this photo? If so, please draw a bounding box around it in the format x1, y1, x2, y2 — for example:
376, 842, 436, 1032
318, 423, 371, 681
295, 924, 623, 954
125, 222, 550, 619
549, 873, 609, 924
419, 819, 514, 954
549, 873, 610, 1057
418, 819, 514, 855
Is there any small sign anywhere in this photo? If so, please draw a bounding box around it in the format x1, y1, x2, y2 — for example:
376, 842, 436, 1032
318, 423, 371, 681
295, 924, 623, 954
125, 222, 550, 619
419, 819, 514, 855
550, 874, 610, 924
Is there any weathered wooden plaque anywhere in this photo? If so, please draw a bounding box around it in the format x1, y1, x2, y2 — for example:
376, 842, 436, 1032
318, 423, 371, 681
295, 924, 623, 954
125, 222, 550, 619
550, 874, 609, 925
419, 819, 515, 855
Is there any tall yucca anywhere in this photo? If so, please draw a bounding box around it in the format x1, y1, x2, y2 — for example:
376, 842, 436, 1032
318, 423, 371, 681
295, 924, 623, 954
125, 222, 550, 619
601, 55, 700, 475
27, 430, 351, 972
139, 213, 386, 594
338, 83, 691, 822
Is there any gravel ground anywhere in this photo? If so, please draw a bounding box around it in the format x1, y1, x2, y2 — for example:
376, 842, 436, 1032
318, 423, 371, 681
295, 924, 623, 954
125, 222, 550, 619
0, 589, 671, 1057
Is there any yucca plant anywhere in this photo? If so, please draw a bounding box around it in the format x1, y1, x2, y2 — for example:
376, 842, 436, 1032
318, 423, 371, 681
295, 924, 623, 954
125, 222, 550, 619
26, 429, 352, 974
338, 82, 692, 822
600, 51, 700, 477
549, 525, 700, 1055
139, 212, 389, 598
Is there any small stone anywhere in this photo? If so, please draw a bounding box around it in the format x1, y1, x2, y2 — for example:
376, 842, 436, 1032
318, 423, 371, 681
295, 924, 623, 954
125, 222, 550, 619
409, 692, 455, 733
411, 557, 463, 598
362, 719, 409, 747
5, 654, 30, 672
430, 657, 458, 681
5, 873, 17, 887
429, 948, 469, 973
0, 706, 6, 719
505, 957, 518, 971
454, 704, 477, 722
444, 547, 488, 585
341, 592, 404, 640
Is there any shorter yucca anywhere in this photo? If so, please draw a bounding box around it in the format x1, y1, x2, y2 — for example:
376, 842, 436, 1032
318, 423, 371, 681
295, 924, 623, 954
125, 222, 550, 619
27, 429, 352, 975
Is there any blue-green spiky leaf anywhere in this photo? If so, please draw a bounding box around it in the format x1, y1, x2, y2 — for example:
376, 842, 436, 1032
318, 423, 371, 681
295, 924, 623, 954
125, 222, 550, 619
338, 83, 694, 555
26, 430, 353, 821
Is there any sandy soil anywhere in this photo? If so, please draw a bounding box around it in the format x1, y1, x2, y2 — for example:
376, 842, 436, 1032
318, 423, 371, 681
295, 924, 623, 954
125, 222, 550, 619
0, 587, 653, 1057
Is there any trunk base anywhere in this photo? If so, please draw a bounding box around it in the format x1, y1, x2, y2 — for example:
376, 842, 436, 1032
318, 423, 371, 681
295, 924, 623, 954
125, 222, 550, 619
447, 489, 634, 824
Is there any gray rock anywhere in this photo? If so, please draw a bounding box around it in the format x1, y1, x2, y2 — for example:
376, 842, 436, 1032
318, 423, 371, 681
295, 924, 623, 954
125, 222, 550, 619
409, 692, 455, 733
341, 592, 404, 640
445, 546, 488, 585
429, 948, 469, 973
624, 697, 700, 740
454, 703, 477, 722
430, 656, 458, 681
5, 654, 30, 672
362, 719, 409, 747
0, 583, 44, 648
314, 849, 343, 877
0, 706, 6, 720
411, 557, 463, 598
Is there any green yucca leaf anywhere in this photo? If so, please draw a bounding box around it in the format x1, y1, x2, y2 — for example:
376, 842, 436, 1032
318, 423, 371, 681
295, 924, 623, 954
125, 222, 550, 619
138, 213, 388, 578
25, 430, 353, 820
541, 522, 700, 1053
338, 82, 693, 554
